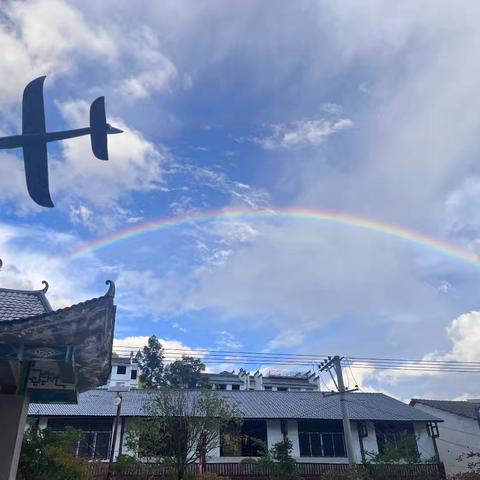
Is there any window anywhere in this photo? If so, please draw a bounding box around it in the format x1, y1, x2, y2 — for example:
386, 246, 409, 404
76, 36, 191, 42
215, 383, 227, 390
375, 421, 418, 458
131, 369, 137, 380
47, 418, 113, 460
116, 365, 126, 375
298, 420, 346, 457
220, 420, 268, 457
232, 384, 240, 390
264, 386, 273, 391
277, 387, 288, 391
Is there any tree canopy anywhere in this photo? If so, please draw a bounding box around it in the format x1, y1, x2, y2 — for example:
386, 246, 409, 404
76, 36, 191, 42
126, 388, 242, 480
136, 335, 207, 389
17, 423, 91, 480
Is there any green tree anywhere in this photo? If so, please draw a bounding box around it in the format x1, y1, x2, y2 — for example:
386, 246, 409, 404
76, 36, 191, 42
364, 433, 426, 464
136, 336, 208, 389
126, 388, 242, 480
17, 423, 91, 480
136, 335, 165, 388
243, 438, 301, 480
164, 355, 208, 389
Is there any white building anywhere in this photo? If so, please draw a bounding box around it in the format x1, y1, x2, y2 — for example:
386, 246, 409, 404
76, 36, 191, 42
108, 356, 140, 389
411, 398, 480, 476
29, 389, 440, 467
106, 357, 319, 391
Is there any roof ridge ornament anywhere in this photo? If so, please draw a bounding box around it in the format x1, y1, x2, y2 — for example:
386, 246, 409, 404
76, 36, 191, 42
105, 280, 115, 298
41, 280, 49, 293
0, 258, 2, 271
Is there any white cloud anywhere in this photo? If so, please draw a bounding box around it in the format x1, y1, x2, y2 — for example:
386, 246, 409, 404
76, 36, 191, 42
113, 336, 197, 362
439, 311, 480, 363
0, 0, 116, 109
216, 331, 243, 350
0, 222, 105, 309
255, 118, 354, 150
49, 99, 168, 213
116, 28, 177, 100
265, 331, 304, 352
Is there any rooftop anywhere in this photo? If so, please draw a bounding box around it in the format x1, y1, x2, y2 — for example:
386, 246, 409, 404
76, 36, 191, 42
30, 389, 441, 422
410, 398, 480, 420
0, 282, 51, 322
0, 281, 117, 394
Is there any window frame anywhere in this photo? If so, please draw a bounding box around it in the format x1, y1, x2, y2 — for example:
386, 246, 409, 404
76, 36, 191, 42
298, 420, 346, 458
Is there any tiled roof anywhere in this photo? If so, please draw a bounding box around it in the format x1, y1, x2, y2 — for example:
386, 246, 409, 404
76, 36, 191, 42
1, 281, 116, 392
411, 399, 480, 420
0, 284, 51, 322
29, 389, 441, 422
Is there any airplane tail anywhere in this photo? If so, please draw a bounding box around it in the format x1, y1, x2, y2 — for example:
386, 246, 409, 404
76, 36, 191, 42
90, 97, 122, 160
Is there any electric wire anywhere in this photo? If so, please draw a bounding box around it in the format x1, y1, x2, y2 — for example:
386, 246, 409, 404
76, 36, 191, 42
111, 346, 480, 374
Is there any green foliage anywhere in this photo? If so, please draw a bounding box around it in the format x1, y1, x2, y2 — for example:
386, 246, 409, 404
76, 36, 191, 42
136, 335, 165, 388
364, 433, 421, 464
126, 388, 242, 480
17, 423, 91, 480
457, 451, 480, 474
165, 355, 208, 389
136, 336, 207, 389
244, 439, 301, 480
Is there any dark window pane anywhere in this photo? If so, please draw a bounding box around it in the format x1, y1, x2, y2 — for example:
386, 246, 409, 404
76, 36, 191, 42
220, 423, 241, 457
116, 366, 126, 375
299, 432, 311, 457
298, 420, 343, 433
242, 420, 267, 456
47, 418, 113, 432
131, 369, 137, 380
322, 434, 334, 457
94, 432, 111, 459
78, 432, 95, 458
333, 433, 346, 457
232, 384, 240, 390
310, 433, 323, 456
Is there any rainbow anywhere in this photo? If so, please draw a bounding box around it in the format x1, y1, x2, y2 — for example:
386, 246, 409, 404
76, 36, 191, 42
65, 208, 480, 267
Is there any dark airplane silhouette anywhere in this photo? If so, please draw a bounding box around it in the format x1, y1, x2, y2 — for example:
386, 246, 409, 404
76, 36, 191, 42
0, 76, 122, 207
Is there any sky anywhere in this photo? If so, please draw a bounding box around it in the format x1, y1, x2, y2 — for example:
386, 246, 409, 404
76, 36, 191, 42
1, 0, 480, 401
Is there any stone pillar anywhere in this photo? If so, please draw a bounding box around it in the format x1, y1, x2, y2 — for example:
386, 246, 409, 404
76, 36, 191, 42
0, 394, 29, 480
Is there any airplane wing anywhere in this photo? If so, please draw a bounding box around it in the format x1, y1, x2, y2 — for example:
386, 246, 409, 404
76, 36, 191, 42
22, 76, 53, 207
23, 76, 46, 134
22, 142, 54, 208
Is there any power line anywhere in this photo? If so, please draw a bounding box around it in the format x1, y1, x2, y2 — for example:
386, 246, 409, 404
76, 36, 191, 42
111, 346, 480, 374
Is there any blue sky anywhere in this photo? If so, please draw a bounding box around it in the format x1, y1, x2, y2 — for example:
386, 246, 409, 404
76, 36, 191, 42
2, 0, 480, 400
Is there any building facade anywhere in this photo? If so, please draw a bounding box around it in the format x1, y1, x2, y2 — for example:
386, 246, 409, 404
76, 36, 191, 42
411, 398, 480, 476
29, 389, 440, 464
107, 357, 320, 391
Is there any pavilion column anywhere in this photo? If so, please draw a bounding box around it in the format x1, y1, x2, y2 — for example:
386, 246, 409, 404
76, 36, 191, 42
0, 394, 29, 480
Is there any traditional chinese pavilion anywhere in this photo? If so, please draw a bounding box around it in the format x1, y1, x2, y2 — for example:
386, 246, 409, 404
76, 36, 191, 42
0, 276, 116, 479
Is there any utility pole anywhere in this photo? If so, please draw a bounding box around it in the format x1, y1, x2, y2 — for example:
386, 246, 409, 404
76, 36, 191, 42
106, 392, 123, 480
319, 356, 358, 470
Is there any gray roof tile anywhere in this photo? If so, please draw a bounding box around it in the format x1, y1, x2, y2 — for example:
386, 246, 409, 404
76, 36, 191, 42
411, 399, 480, 420
0, 286, 51, 322
29, 389, 441, 423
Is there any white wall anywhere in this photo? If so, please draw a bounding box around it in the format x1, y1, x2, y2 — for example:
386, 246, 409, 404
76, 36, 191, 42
115, 416, 434, 466
415, 423, 437, 461
413, 403, 480, 476
109, 362, 138, 389
359, 421, 379, 461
